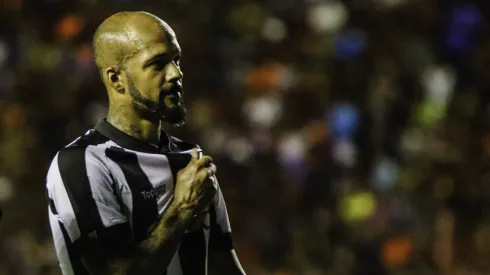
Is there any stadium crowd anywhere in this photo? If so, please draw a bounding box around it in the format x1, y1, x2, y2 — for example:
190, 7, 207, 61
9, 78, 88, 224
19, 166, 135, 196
1, 0, 490, 274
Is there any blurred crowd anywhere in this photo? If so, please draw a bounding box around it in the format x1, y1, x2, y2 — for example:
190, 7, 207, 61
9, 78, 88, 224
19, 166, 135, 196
1, 0, 490, 274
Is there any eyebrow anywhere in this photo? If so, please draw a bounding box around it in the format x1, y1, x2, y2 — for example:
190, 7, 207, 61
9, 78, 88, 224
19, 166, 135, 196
144, 53, 169, 67
144, 48, 182, 68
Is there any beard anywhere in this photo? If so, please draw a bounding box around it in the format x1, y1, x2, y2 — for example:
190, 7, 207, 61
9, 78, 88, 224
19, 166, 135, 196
127, 77, 187, 127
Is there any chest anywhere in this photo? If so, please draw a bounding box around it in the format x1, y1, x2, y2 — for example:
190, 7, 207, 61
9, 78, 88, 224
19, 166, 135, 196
104, 148, 196, 232
104, 147, 211, 274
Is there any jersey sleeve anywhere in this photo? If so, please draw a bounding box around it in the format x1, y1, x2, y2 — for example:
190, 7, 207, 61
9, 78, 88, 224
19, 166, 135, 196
209, 177, 234, 250
46, 145, 131, 257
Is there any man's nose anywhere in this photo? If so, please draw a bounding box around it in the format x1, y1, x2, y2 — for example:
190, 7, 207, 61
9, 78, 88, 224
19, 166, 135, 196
166, 62, 183, 83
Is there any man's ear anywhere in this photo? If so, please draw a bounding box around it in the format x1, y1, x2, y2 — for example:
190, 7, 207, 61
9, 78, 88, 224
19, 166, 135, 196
106, 67, 125, 93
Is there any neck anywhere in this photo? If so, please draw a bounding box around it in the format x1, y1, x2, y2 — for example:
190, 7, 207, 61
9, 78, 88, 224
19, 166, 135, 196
106, 105, 160, 145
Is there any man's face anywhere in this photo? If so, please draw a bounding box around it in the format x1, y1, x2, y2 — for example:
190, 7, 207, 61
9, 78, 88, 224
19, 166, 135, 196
122, 27, 186, 126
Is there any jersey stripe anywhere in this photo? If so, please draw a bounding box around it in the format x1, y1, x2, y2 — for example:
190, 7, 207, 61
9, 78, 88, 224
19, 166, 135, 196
179, 230, 207, 275
58, 146, 104, 237
49, 209, 75, 275
58, 220, 90, 275
105, 148, 159, 242
47, 154, 81, 243
209, 198, 234, 250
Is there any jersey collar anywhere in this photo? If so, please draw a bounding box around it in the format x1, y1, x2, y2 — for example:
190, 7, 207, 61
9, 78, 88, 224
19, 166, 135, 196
95, 119, 170, 154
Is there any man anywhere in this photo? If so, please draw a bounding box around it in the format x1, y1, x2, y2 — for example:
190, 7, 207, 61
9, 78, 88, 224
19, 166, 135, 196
46, 11, 246, 275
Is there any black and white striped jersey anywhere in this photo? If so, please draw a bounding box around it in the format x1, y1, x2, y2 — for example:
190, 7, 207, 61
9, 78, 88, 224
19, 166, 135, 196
46, 119, 233, 275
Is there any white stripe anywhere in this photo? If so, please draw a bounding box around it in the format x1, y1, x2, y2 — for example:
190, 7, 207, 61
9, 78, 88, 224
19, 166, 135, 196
105, 150, 134, 233
85, 144, 128, 227
135, 152, 175, 216
48, 208, 75, 275
46, 154, 81, 242
204, 213, 210, 275
214, 181, 232, 233
103, 140, 120, 148
167, 251, 183, 275
64, 129, 92, 148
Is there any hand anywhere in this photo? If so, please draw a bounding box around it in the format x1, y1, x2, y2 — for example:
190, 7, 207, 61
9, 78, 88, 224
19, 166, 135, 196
174, 149, 217, 215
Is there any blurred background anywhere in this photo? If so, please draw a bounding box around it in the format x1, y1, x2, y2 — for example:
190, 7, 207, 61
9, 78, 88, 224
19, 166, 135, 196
1, 0, 490, 274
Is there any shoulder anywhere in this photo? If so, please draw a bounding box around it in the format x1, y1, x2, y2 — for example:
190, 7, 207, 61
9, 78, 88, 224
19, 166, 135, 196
57, 129, 110, 168
47, 129, 111, 186
65, 129, 111, 149
169, 136, 201, 152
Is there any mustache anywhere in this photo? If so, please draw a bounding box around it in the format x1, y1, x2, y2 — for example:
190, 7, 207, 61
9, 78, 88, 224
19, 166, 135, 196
161, 83, 183, 96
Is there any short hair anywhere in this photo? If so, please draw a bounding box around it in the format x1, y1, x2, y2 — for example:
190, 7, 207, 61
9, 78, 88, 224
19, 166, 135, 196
93, 12, 134, 74
93, 11, 167, 74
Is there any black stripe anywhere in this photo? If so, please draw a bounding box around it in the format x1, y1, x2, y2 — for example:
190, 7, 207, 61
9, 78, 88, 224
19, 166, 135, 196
105, 148, 159, 242
97, 222, 133, 248
73, 222, 133, 255
58, 131, 109, 237
209, 231, 233, 250
179, 230, 207, 275
209, 203, 234, 250
166, 152, 193, 181
109, 172, 125, 214
47, 187, 58, 215
59, 222, 90, 275
210, 203, 217, 227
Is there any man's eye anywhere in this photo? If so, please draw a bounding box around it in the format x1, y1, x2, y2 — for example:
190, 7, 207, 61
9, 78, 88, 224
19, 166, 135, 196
152, 60, 166, 70
173, 56, 181, 66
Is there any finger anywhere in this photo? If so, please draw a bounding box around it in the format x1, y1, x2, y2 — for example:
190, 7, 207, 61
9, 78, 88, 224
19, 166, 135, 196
195, 156, 213, 168
208, 165, 218, 189
209, 163, 217, 175
196, 165, 216, 182
196, 167, 211, 182
190, 149, 199, 162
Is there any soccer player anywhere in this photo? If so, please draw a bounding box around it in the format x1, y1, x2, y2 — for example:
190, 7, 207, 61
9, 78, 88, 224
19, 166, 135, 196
45, 11, 246, 275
